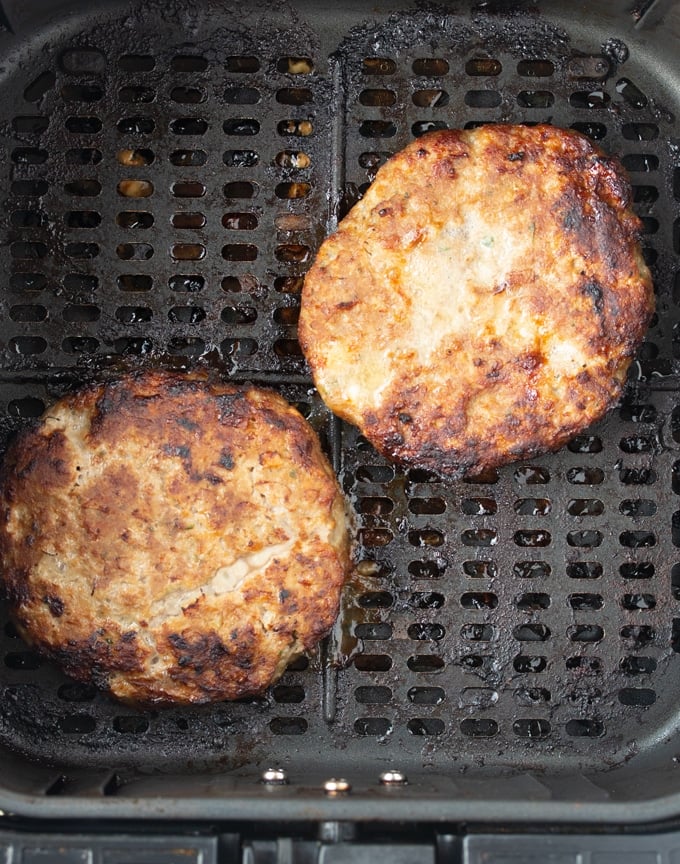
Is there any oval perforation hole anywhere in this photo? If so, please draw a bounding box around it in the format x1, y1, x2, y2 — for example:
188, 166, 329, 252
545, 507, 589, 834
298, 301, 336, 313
223, 149, 259, 167
569, 90, 610, 109
515, 593, 550, 611
363, 57, 397, 75
117, 116, 154, 135
569, 624, 604, 643
513, 718, 550, 738
409, 529, 444, 547
118, 274, 152, 292
11, 210, 47, 228
171, 244, 205, 261
7, 396, 45, 417
173, 181, 205, 198
119, 55, 156, 71
461, 497, 496, 516
569, 593, 603, 611
171, 149, 207, 167
465, 57, 501, 76
9, 336, 47, 355
65, 210, 101, 229
567, 530, 602, 548
224, 118, 260, 136
412, 89, 449, 108
168, 306, 205, 324
621, 624, 655, 649
117, 148, 154, 167
11, 147, 48, 165
407, 655, 444, 673
619, 687, 656, 706
355, 718, 391, 736
354, 654, 392, 672
407, 686, 444, 705
513, 561, 550, 579
63, 274, 97, 293
514, 623, 550, 642
462, 529, 497, 547
171, 118, 208, 135
116, 243, 153, 260
171, 86, 206, 104
277, 56, 313, 74
517, 90, 554, 108
360, 88, 397, 107
62, 337, 99, 355
463, 560, 497, 578
408, 718, 445, 736
13, 116, 49, 134
118, 86, 154, 104
358, 591, 393, 609
409, 560, 444, 579
513, 655, 547, 673
269, 717, 307, 735
460, 718, 497, 737
514, 530, 551, 547
116, 306, 153, 324
461, 592, 498, 610
359, 120, 397, 138
412, 57, 449, 75
567, 498, 604, 516
117, 179, 152, 198
461, 623, 494, 642
59, 714, 96, 734
566, 718, 604, 737
167, 337, 205, 358
407, 623, 445, 641
354, 686, 391, 704
65, 179, 101, 197
116, 211, 153, 229
171, 212, 205, 229
622, 593, 655, 610
277, 87, 313, 106
621, 655, 656, 675
355, 622, 392, 641
567, 561, 602, 580
113, 716, 149, 734
515, 466, 549, 485
272, 685, 305, 704
63, 304, 100, 323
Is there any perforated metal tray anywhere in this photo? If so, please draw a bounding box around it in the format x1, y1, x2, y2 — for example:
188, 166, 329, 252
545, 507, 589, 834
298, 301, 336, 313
0, 0, 679, 825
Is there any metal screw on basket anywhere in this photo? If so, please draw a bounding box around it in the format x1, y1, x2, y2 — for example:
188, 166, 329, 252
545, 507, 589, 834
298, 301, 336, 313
261, 767, 288, 785
379, 769, 408, 786
323, 777, 351, 795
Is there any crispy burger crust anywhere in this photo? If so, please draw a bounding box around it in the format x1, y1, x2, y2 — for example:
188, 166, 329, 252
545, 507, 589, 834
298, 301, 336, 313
0, 371, 350, 705
299, 125, 654, 477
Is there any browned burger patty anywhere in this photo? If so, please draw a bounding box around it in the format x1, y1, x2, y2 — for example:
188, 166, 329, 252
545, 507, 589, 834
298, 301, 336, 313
299, 124, 654, 477
0, 371, 350, 705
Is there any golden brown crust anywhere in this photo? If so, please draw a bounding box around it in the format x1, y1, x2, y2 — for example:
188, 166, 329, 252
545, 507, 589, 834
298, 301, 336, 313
0, 371, 351, 705
299, 124, 654, 477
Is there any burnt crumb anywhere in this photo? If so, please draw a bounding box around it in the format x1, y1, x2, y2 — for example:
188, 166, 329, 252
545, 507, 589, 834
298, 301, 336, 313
205, 473, 223, 485
398, 412, 413, 424
43, 594, 64, 617
120, 630, 136, 643
416, 148, 428, 158
162, 444, 191, 460
378, 207, 391, 217
337, 299, 359, 310
219, 450, 234, 470
177, 416, 199, 432
279, 588, 290, 602
507, 151, 525, 161
582, 279, 604, 313
563, 208, 582, 231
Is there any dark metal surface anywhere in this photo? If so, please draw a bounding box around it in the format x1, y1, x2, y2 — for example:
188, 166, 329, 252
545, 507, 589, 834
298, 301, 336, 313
0, 0, 679, 823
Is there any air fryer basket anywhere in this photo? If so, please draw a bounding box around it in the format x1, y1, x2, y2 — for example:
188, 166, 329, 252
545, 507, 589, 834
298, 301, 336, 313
0, 0, 679, 824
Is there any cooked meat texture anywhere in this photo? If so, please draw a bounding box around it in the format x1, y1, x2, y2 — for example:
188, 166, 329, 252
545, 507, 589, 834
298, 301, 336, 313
299, 124, 654, 477
0, 371, 350, 705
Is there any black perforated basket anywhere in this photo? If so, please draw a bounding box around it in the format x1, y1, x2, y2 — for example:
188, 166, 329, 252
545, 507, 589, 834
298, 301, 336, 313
0, 0, 680, 825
